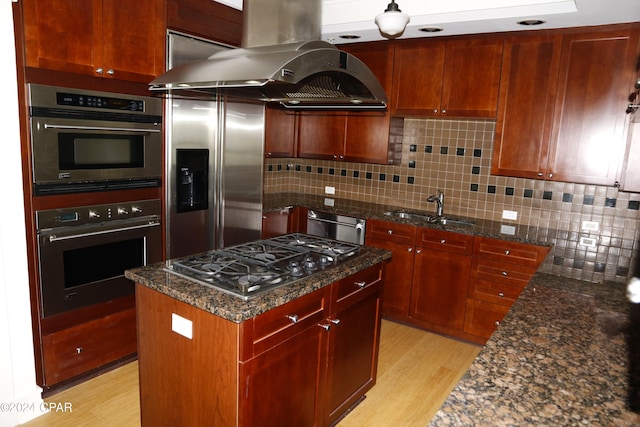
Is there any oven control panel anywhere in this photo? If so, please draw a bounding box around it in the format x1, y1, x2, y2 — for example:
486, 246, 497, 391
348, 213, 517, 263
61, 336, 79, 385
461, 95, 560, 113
36, 199, 161, 230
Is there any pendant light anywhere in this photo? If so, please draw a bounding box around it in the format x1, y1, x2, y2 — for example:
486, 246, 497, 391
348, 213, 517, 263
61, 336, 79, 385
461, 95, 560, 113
375, 1, 410, 38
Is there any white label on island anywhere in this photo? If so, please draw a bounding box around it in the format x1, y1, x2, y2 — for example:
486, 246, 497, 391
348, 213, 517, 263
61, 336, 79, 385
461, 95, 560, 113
172, 313, 193, 339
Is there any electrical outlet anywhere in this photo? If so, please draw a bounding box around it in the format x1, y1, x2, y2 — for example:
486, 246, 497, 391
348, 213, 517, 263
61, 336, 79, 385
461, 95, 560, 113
324, 198, 335, 207
581, 221, 599, 232
500, 224, 516, 235
502, 210, 518, 220
325, 186, 335, 195
579, 236, 597, 248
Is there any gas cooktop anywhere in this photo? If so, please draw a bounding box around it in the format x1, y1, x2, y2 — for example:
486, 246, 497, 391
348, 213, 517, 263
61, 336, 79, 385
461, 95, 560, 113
165, 234, 361, 300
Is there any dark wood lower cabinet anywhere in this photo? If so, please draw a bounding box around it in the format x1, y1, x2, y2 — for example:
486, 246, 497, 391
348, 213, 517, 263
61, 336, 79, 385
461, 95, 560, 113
136, 262, 385, 427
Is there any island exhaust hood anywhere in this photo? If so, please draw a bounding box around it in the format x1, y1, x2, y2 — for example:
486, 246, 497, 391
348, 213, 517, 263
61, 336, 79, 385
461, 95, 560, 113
149, 0, 387, 110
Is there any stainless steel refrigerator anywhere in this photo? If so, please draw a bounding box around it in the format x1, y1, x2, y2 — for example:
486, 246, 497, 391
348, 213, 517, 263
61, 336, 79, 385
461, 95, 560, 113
165, 31, 263, 259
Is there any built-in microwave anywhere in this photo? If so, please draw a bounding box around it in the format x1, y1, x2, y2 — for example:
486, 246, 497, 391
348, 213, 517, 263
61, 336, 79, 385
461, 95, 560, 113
28, 84, 163, 195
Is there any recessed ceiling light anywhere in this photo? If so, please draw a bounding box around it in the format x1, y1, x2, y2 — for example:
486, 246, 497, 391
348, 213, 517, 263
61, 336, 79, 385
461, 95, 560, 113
517, 19, 546, 26
339, 34, 361, 40
419, 27, 444, 33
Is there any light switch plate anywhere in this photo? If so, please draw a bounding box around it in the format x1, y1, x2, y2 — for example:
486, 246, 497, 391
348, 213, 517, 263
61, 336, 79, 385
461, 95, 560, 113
172, 313, 193, 339
324, 198, 335, 207
579, 236, 597, 248
325, 186, 335, 195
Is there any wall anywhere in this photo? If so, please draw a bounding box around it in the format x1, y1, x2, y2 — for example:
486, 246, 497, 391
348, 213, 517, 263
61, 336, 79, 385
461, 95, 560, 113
265, 117, 640, 284
0, 1, 43, 426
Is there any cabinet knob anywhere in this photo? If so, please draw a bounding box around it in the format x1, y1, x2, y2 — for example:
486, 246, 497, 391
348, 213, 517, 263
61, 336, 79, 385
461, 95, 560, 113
548, 173, 553, 178
498, 292, 505, 298
267, 152, 272, 156
408, 247, 413, 252
286, 314, 299, 323
494, 321, 501, 326
318, 323, 331, 331
76, 347, 83, 354
95, 68, 103, 74
387, 229, 393, 235
433, 109, 438, 114
333, 155, 338, 159
537, 172, 543, 177
107, 69, 115, 75
505, 250, 510, 255
440, 239, 446, 244
441, 109, 447, 114
416, 249, 422, 254
355, 281, 366, 288
502, 271, 508, 276
339, 155, 344, 159
330, 319, 341, 325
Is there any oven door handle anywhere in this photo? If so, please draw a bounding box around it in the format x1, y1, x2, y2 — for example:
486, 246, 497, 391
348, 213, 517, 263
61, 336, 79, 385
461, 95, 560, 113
43, 123, 161, 133
45, 221, 160, 242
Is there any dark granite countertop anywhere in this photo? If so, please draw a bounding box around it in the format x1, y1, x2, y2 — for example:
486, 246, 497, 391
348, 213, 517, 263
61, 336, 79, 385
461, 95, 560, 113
430, 272, 640, 426
264, 192, 554, 247
125, 245, 391, 323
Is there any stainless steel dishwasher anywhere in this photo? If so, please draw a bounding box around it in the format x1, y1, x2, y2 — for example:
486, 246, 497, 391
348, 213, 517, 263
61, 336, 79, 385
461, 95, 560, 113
306, 210, 366, 245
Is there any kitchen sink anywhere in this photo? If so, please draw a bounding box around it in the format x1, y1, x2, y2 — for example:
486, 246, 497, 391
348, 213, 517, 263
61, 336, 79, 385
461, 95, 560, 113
384, 210, 476, 227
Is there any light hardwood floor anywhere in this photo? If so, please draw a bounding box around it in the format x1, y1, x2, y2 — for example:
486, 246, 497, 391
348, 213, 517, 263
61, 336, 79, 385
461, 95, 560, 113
20, 320, 480, 427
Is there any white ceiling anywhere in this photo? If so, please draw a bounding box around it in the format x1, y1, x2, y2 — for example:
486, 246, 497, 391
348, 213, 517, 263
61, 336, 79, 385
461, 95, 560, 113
215, 0, 640, 43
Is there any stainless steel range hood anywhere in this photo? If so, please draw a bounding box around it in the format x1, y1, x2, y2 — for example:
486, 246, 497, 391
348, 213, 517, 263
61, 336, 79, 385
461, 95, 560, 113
149, 0, 387, 110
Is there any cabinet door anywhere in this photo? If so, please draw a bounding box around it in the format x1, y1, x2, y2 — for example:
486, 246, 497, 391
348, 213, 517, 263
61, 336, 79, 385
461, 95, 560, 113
101, 0, 163, 82
441, 37, 504, 117
343, 112, 391, 164
366, 237, 413, 321
23, 0, 101, 75
548, 29, 639, 185
297, 112, 347, 160
261, 208, 291, 239
241, 324, 326, 427
341, 41, 394, 93
391, 38, 446, 115
324, 278, 382, 426
410, 247, 471, 332
265, 106, 297, 158
492, 34, 562, 178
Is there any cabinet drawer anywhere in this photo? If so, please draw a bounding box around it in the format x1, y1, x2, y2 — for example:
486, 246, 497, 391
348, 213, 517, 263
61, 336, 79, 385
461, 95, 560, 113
417, 228, 473, 255
42, 308, 137, 385
334, 264, 383, 305
472, 258, 537, 288
469, 278, 523, 305
474, 237, 549, 266
366, 219, 416, 245
463, 298, 511, 339
251, 287, 329, 356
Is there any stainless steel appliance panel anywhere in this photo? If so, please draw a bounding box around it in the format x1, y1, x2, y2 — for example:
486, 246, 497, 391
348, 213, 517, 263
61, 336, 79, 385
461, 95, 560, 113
220, 100, 264, 248
306, 210, 366, 245
166, 32, 263, 259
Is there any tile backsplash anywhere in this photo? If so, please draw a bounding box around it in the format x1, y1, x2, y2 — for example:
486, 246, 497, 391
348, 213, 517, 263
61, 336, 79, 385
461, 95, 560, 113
265, 118, 640, 284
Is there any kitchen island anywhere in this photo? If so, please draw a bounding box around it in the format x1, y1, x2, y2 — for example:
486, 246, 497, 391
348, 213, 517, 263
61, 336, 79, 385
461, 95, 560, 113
126, 235, 391, 427
430, 272, 640, 426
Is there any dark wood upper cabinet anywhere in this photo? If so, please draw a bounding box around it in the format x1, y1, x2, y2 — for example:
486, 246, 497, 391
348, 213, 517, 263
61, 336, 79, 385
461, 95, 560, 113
391, 36, 503, 118
547, 28, 639, 185
493, 26, 640, 186
22, 0, 164, 83
265, 106, 298, 158
492, 34, 562, 179
166, 0, 242, 47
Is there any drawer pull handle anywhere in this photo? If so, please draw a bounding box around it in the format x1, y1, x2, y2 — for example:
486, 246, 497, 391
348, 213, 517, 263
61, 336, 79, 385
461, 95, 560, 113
318, 323, 331, 331
440, 239, 446, 244
505, 250, 510, 255
355, 281, 366, 288
498, 292, 505, 298
76, 347, 83, 354
502, 271, 508, 276
387, 229, 393, 234
330, 319, 341, 325
286, 314, 299, 323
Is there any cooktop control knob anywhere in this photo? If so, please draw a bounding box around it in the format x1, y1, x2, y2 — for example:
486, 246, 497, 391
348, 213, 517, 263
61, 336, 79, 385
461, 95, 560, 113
132, 206, 143, 214
88, 210, 101, 219
117, 208, 129, 215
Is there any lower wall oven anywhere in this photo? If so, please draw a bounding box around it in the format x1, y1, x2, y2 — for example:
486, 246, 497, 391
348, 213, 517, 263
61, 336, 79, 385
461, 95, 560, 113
306, 210, 366, 245
36, 199, 162, 317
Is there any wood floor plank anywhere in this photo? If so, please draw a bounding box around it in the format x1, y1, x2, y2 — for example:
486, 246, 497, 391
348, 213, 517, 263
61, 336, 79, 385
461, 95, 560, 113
20, 320, 479, 427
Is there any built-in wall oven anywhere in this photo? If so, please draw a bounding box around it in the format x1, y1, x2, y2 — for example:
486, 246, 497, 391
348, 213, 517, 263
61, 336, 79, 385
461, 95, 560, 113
28, 84, 162, 195
36, 200, 162, 317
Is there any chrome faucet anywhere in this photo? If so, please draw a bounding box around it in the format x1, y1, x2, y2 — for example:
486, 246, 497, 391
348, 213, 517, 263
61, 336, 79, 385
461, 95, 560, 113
427, 190, 444, 218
